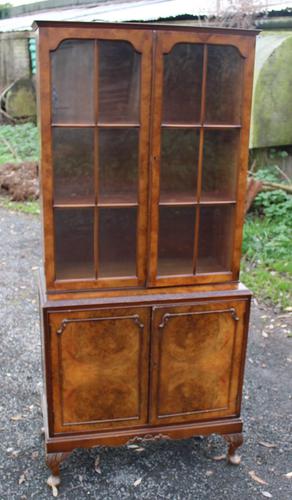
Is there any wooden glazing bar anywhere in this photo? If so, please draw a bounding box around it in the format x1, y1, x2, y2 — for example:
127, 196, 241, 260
193, 44, 208, 275
53, 203, 96, 208
93, 39, 99, 280
51, 123, 95, 128
97, 122, 140, 128
160, 123, 241, 129
158, 200, 237, 207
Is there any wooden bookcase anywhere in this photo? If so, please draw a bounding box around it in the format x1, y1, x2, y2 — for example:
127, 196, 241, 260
35, 20, 257, 491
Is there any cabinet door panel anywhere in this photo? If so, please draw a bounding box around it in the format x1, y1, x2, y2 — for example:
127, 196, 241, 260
148, 31, 253, 287
42, 28, 152, 291
49, 307, 150, 434
150, 300, 249, 425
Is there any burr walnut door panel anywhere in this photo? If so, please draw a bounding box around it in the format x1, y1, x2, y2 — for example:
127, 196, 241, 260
150, 299, 249, 425
48, 307, 150, 434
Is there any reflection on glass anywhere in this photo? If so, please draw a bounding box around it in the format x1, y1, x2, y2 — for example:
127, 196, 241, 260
55, 208, 94, 279
201, 130, 239, 202
99, 41, 141, 124
99, 208, 137, 277
53, 128, 94, 204
163, 43, 203, 124
197, 206, 234, 273
51, 40, 94, 124
160, 129, 200, 203
205, 45, 243, 125
99, 128, 139, 204
158, 206, 196, 276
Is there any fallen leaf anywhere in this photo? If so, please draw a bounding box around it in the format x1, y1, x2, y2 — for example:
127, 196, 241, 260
31, 451, 39, 459
94, 455, 101, 474
18, 473, 26, 485
284, 471, 292, 478
206, 470, 214, 476
212, 454, 226, 461
134, 478, 142, 487
258, 441, 277, 449
261, 492, 272, 498
249, 470, 268, 485
12, 450, 20, 458
134, 447, 145, 453
11, 414, 22, 421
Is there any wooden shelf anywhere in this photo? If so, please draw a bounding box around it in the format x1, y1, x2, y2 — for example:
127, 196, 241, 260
54, 195, 95, 208
52, 122, 140, 128
98, 261, 137, 279
159, 192, 236, 206
56, 262, 95, 281
158, 258, 193, 277
161, 123, 241, 129
54, 194, 138, 208
157, 257, 229, 277
98, 122, 140, 128
196, 257, 228, 274
99, 194, 138, 207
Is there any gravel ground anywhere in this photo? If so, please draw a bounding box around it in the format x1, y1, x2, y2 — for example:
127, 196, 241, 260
0, 206, 291, 500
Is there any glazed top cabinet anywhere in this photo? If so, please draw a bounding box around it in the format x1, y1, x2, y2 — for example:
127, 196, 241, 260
35, 21, 257, 293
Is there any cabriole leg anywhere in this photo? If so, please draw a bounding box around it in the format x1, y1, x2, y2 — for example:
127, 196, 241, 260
223, 433, 243, 465
46, 452, 71, 496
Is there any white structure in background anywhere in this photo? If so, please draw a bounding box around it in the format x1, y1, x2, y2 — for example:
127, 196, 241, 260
0, 0, 292, 32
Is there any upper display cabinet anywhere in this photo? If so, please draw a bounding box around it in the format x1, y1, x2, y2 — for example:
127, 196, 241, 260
35, 21, 257, 292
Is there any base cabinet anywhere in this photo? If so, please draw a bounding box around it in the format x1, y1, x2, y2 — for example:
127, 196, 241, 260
40, 288, 251, 489
46, 299, 248, 436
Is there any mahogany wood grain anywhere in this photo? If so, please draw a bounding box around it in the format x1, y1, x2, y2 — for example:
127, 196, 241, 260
150, 299, 248, 425
35, 22, 257, 484
49, 307, 150, 434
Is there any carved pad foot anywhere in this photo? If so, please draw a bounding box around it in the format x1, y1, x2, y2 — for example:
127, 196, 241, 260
223, 433, 243, 465
46, 452, 71, 496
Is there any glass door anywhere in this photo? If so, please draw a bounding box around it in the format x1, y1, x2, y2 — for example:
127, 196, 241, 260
148, 31, 247, 286
46, 28, 152, 290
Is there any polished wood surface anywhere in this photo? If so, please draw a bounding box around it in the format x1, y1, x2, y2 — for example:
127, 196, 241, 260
36, 22, 256, 292
150, 300, 248, 424
49, 307, 150, 433
36, 21, 257, 487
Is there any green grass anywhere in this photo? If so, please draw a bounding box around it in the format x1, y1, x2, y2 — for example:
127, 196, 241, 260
0, 123, 39, 164
0, 196, 40, 215
241, 209, 292, 310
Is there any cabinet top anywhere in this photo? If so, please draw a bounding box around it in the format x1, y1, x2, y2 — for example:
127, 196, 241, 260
32, 20, 259, 37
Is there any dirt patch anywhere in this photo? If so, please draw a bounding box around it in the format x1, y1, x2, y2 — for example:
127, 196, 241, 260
0, 161, 39, 200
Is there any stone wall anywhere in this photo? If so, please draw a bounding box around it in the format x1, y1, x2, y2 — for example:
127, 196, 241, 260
250, 31, 292, 149
0, 31, 31, 92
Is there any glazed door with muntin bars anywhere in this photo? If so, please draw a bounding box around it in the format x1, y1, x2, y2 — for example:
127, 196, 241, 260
45, 28, 152, 290
148, 31, 246, 287
40, 26, 252, 291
